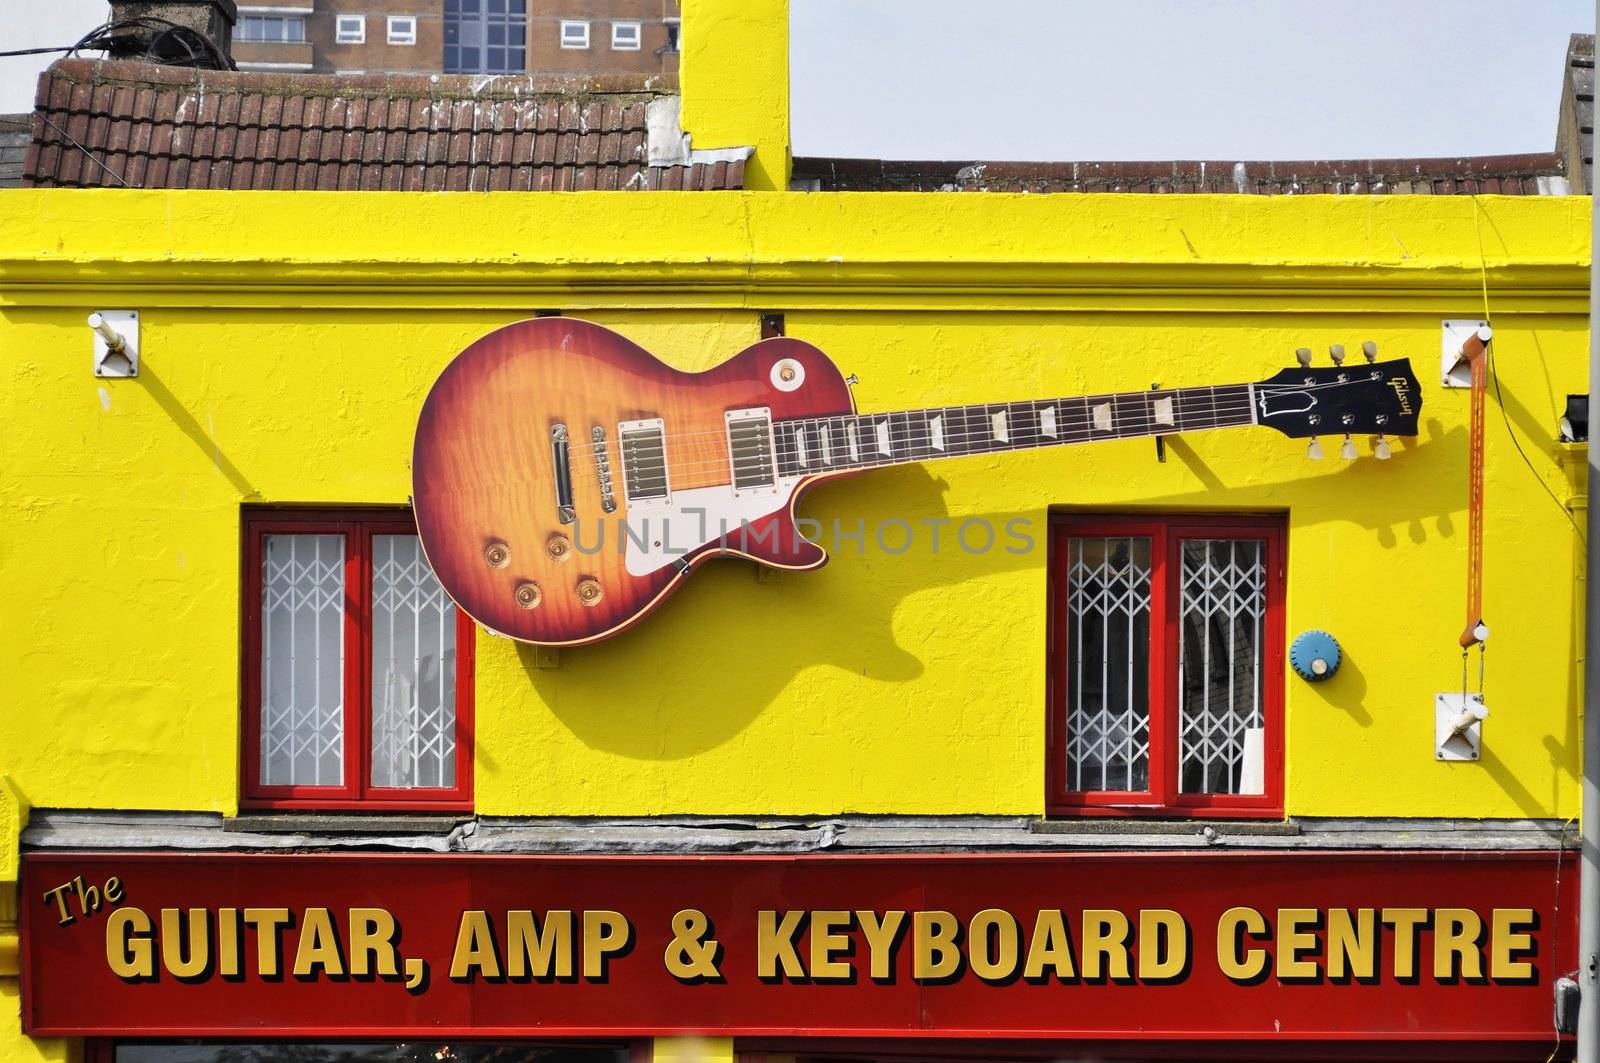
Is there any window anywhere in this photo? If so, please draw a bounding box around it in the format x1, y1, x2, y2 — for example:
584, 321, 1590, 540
237, 14, 306, 42
444, 0, 528, 73
242, 510, 473, 810
335, 14, 365, 42
610, 21, 640, 50
663, 17, 680, 52
1047, 514, 1284, 817
387, 15, 417, 44
560, 19, 590, 49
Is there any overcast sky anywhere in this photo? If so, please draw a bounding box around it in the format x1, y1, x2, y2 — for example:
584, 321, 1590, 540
791, 0, 1595, 161
3, 2, 1593, 164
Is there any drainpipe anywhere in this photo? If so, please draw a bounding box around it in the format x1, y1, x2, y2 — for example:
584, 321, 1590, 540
1581, 23, 1600, 1049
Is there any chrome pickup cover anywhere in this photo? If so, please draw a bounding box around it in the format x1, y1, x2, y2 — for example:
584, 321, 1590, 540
726, 407, 778, 497
618, 418, 670, 509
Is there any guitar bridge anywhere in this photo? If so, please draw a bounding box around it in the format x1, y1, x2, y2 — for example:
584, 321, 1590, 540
591, 426, 618, 513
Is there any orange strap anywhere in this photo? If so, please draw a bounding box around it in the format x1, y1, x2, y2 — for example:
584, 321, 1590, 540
1460, 332, 1490, 648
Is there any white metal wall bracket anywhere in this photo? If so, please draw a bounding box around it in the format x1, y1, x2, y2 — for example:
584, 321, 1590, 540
1440, 319, 1489, 388
1435, 692, 1487, 761
90, 310, 140, 378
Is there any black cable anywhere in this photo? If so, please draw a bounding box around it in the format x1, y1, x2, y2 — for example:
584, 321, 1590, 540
0, 46, 77, 58
1487, 341, 1587, 544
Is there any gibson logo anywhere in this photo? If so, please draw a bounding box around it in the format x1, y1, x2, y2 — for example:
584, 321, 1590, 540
1388, 378, 1414, 415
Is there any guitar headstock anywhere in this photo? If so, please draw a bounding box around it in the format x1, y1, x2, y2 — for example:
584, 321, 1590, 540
1254, 343, 1421, 459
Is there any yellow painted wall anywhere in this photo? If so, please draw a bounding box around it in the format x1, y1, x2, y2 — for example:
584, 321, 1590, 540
0, 190, 1587, 827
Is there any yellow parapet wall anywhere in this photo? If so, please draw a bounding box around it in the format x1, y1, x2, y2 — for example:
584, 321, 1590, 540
0, 189, 1588, 825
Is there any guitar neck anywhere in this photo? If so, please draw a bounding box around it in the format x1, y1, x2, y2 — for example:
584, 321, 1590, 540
771, 383, 1258, 477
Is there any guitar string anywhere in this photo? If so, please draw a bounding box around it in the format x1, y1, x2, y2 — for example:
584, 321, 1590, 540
552, 371, 1401, 457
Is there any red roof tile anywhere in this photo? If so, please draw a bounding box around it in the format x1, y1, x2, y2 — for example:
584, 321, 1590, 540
24, 58, 744, 192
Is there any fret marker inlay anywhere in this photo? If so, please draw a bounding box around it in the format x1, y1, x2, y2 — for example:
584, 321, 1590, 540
875, 419, 892, 456
991, 410, 1009, 443
1040, 406, 1057, 438
848, 424, 861, 463
929, 415, 945, 451
1091, 403, 1113, 433
820, 427, 832, 464
1152, 396, 1176, 426
794, 427, 808, 466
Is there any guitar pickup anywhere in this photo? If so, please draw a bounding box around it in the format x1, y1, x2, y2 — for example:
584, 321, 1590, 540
551, 423, 576, 524
591, 426, 618, 513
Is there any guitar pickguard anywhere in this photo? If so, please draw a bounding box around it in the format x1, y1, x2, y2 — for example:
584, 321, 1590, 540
622, 479, 805, 576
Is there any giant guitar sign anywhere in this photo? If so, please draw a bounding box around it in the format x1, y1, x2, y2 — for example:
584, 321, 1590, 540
412, 318, 1422, 645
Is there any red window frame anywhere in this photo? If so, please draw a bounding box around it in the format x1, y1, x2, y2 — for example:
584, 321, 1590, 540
241, 507, 474, 812
1046, 513, 1285, 819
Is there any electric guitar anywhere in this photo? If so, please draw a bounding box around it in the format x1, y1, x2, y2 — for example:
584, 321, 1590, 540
412, 317, 1422, 646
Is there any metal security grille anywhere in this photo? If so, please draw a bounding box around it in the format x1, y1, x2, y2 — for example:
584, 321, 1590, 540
370, 535, 459, 790
260, 534, 345, 786
1179, 539, 1267, 794
1066, 536, 1152, 792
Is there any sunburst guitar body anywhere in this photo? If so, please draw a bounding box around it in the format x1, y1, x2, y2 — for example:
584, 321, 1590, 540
413, 316, 854, 646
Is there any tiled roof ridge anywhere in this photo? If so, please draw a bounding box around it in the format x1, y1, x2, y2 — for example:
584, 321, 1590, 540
795, 152, 1570, 195
40, 57, 676, 105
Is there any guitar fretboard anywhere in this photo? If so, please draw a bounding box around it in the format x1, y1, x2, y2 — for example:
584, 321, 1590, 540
771, 384, 1257, 477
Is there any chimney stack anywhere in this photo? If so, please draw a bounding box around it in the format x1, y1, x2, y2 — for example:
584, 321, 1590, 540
105, 0, 237, 67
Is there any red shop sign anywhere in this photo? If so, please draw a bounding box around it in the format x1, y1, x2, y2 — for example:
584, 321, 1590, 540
21, 850, 1573, 1042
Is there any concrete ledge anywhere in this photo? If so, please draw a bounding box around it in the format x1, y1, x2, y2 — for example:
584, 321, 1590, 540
21, 810, 1576, 855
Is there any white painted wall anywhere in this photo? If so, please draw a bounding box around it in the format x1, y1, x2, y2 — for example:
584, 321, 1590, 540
0, 1, 112, 113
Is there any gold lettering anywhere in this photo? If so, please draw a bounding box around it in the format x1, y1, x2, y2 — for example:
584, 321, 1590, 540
1080, 910, 1131, 981
1327, 908, 1376, 981
348, 908, 400, 978
856, 910, 905, 982
1276, 908, 1321, 981
913, 911, 961, 980
450, 910, 501, 981
969, 909, 1020, 983
1491, 908, 1537, 981
1217, 907, 1269, 983
1433, 908, 1484, 981
1139, 909, 1186, 981
1023, 909, 1076, 981
160, 908, 210, 980
810, 911, 853, 980
293, 907, 345, 979
104, 876, 125, 905
242, 908, 292, 978
582, 910, 630, 980
216, 907, 241, 978
758, 910, 807, 981
1382, 909, 1430, 980
507, 910, 573, 979
41, 883, 76, 927
105, 906, 153, 979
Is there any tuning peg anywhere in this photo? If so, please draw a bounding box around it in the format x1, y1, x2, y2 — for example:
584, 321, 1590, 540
1374, 434, 1392, 460
1341, 434, 1357, 460
1362, 340, 1378, 363
1307, 437, 1324, 460
1295, 347, 1313, 368
1329, 344, 1346, 366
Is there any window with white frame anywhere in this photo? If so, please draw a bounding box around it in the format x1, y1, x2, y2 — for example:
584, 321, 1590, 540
335, 14, 365, 43
663, 17, 680, 52
387, 15, 417, 44
610, 21, 640, 50
560, 20, 589, 49
238, 14, 306, 42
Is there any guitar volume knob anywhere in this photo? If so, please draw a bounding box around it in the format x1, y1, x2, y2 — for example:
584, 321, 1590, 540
514, 581, 542, 609
575, 578, 604, 607
484, 540, 511, 569
546, 534, 572, 562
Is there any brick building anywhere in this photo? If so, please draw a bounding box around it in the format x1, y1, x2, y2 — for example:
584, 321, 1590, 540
232, 0, 679, 76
